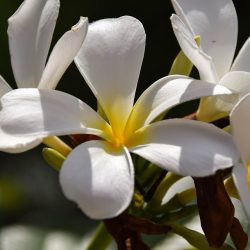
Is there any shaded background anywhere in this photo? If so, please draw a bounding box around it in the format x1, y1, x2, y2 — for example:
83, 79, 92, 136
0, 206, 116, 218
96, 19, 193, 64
0, 0, 249, 249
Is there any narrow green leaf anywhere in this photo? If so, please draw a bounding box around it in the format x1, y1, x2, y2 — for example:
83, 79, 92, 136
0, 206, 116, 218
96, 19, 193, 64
42, 147, 66, 171
168, 222, 234, 250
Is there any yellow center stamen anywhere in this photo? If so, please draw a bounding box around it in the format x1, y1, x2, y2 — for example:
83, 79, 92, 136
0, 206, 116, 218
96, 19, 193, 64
109, 123, 133, 148
112, 136, 124, 148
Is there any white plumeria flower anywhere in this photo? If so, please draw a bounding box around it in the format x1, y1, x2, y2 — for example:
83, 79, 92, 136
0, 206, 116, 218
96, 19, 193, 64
6, 0, 88, 90
0, 16, 239, 219
0, 0, 88, 151
230, 94, 250, 219
170, 0, 250, 122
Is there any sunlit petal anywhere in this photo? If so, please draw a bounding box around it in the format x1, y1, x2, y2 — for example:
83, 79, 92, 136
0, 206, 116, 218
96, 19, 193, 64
8, 0, 60, 88
125, 76, 233, 134
0, 89, 111, 152
197, 71, 250, 122
230, 94, 250, 164
170, 14, 218, 82
60, 140, 134, 219
130, 119, 239, 177
232, 164, 250, 219
38, 17, 88, 90
220, 71, 250, 95
75, 16, 145, 132
172, 0, 238, 79
231, 37, 250, 72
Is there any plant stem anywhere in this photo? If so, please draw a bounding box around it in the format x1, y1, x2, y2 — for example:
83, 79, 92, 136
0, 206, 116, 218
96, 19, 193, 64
168, 222, 234, 250
42, 136, 72, 156
86, 222, 113, 250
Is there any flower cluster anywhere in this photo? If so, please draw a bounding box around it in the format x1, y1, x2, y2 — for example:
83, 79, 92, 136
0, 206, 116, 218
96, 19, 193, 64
0, 0, 249, 249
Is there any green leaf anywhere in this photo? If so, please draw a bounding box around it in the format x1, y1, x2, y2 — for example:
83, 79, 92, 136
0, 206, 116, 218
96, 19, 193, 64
168, 222, 234, 250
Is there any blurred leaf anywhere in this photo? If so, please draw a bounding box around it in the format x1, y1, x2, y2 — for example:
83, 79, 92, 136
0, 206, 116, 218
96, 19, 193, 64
0, 226, 45, 250
0, 225, 94, 250
0, 179, 26, 214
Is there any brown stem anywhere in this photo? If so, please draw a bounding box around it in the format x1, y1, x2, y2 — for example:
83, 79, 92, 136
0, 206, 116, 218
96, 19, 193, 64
184, 112, 197, 120
230, 217, 248, 250
104, 213, 170, 250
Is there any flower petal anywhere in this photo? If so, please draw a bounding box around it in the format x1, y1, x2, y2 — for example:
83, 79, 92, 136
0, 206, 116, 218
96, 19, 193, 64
232, 164, 250, 219
0, 89, 111, 153
231, 37, 250, 72
129, 119, 239, 177
8, 0, 59, 88
197, 71, 250, 122
170, 14, 218, 82
162, 177, 194, 204
230, 93, 250, 163
0, 76, 12, 97
59, 140, 134, 219
172, 0, 238, 79
220, 71, 250, 95
38, 17, 88, 90
75, 16, 145, 132
125, 75, 234, 134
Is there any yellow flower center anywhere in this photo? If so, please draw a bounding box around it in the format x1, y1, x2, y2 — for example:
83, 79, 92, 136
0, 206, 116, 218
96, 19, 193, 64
108, 121, 135, 149
111, 135, 125, 148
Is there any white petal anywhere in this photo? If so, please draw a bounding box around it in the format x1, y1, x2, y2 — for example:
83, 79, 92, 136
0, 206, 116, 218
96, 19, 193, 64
231, 37, 250, 72
125, 75, 234, 134
170, 14, 218, 82
0, 76, 12, 97
75, 16, 145, 132
197, 98, 232, 122
38, 17, 88, 90
0, 89, 111, 152
59, 140, 134, 219
172, 0, 238, 79
8, 0, 59, 88
171, 0, 196, 36
129, 119, 239, 177
162, 177, 194, 204
220, 71, 250, 95
232, 164, 250, 219
230, 94, 250, 163
197, 71, 250, 122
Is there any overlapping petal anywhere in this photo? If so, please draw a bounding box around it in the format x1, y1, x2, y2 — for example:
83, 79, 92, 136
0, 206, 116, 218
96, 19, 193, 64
130, 119, 239, 177
231, 37, 250, 72
220, 71, 250, 95
229, 86, 250, 220
197, 97, 233, 122
0, 89, 112, 152
232, 164, 250, 218
170, 14, 217, 82
230, 94, 250, 164
8, 0, 60, 88
75, 16, 145, 133
0, 76, 12, 98
197, 71, 250, 122
172, 0, 238, 79
125, 75, 234, 134
38, 17, 88, 90
60, 140, 134, 219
